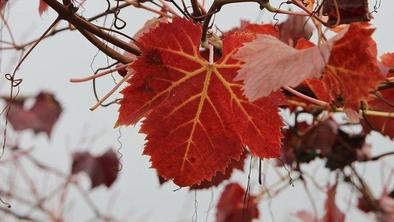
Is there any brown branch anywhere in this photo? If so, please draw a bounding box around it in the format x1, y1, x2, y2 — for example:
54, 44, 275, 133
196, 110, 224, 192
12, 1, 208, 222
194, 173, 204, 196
362, 152, 394, 162
77, 27, 132, 63
1, 3, 132, 52
191, 0, 203, 18
42, 0, 141, 57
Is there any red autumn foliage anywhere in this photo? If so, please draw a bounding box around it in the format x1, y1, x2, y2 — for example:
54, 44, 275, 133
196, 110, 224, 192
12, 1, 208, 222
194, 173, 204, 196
3, 91, 62, 136
216, 183, 259, 222
294, 24, 385, 120
191, 151, 247, 189
116, 18, 284, 186
39, 0, 48, 15
323, 23, 385, 119
1, 0, 394, 221
279, 14, 313, 46
360, 53, 394, 137
71, 149, 120, 189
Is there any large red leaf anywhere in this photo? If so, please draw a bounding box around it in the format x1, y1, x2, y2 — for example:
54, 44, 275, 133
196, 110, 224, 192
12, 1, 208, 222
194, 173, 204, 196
116, 18, 284, 186
323, 23, 385, 119
191, 151, 247, 189
216, 183, 259, 222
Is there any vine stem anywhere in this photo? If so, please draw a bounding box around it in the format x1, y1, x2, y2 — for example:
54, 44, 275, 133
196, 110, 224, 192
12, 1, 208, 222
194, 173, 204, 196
201, 0, 308, 45
123, 0, 173, 18
284, 86, 329, 107
287, 99, 394, 118
42, 0, 141, 56
0, 11, 16, 44
2, 17, 61, 156
290, 0, 330, 26
362, 152, 394, 162
89, 71, 133, 111
70, 63, 132, 83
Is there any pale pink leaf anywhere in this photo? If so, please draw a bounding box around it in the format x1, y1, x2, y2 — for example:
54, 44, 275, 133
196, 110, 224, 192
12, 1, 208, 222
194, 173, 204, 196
233, 31, 346, 101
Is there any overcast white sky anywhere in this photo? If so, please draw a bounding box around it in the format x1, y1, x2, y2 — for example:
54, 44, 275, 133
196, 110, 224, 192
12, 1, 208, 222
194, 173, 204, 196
1, 0, 394, 221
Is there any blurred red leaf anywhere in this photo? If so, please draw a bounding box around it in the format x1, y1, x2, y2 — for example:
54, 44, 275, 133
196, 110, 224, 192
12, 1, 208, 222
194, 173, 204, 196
216, 183, 259, 222
361, 53, 394, 138
323, 0, 370, 25
324, 185, 346, 222
39, 0, 48, 15
279, 15, 313, 46
296, 185, 345, 222
362, 81, 394, 139
302, 118, 339, 156
71, 150, 119, 189
295, 210, 320, 222
4, 92, 62, 136
381, 53, 394, 69
0, 0, 6, 10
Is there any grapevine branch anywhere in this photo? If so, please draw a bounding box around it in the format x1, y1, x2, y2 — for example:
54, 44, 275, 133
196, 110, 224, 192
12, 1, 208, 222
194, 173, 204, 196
42, 0, 141, 59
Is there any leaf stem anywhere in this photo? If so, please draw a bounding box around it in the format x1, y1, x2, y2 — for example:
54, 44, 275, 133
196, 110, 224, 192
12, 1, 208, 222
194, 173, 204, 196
284, 86, 329, 107
287, 99, 394, 119
89, 71, 133, 111
70, 63, 132, 83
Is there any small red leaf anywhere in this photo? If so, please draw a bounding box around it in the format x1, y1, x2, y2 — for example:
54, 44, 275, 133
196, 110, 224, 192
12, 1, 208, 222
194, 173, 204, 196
71, 150, 119, 189
39, 0, 48, 15
216, 183, 259, 222
295, 185, 345, 222
4, 92, 62, 136
324, 185, 345, 222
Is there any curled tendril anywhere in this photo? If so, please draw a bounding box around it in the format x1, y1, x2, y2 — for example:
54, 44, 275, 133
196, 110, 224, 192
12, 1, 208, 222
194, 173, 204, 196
4, 73, 22, 87
273, 1, 291, 28
114, 1, 127, 29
